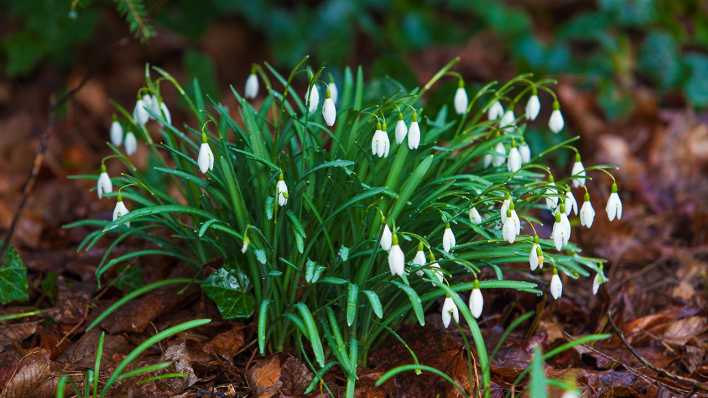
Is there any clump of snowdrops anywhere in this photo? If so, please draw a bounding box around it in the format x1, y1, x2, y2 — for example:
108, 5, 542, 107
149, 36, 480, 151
71, 58, 619, 397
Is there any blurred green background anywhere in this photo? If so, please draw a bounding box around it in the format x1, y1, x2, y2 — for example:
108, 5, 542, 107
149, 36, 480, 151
3, 0, 708, 118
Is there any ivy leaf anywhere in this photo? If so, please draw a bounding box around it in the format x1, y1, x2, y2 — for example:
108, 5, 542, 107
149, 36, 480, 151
202, 267, 255, 319
0, 244, 29, 305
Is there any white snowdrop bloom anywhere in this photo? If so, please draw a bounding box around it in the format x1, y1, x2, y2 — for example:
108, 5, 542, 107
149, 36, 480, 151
606, 183, 623, 221
371, 124, 390, 158
561, 390, 580, 398
525, 94, 540, 120
380, 223, 392, 251
413, 242, 427, 276
276, 176, 288, 207
96, 166, 112, 199
483, 153, 493, 168
159, 102, 172, 125
147, 95, 161, 116
502, 211, 518, 244
124, 132, 137, 156
241, 235, 250, 254
441, 297, 459, 328
395, 114, 407, 144
469, 281, 483, 318
507, 145, 522, 173
545, 179, 559, 210
550, 270, 563, 299
488, 100, 504, 121
579, 192, 595, 228
500, 197, 511, 219
407, 115, 421, 150
132, 98, 149, 126
519, 141, 531, 164
197, 134, 214, 174
565, 191, 578, 216
551, 212, 568, 251
592, 269, 606, 295
529, 237, 541, 271
454, 83, 468, 115
492, 142, 506, 167
327, 81, 338, 103
560, 210, 571, 245
548, 104, 564, 133
306, 84, 319, 113
469, 207, 482, 225
245, 72, 259, 99
500, 110, 515, 133
571, 155, 586, 188
442, 225, 456, 253
110, 120, 123, 146
112, 197, 130, 226
388, 234, 405, 277
429, 261, 443, 285
322, 93, 336, 127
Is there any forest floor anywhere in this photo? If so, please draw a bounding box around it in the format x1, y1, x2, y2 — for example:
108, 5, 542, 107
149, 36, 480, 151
0, 25, 706, 398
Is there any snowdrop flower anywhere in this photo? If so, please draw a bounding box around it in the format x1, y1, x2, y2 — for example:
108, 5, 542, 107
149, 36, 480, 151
241, 235, 250, 254
548, 102, 564, 133
124, 132, 137, 156
529, 235, 541, 271
112, 194, 130, 225
502, 208, 519, 244
276, 174, 288, 207
579, 192, 595, 228
454, 81, 468, 115
571, 154, 586, 188
551, 211, 570, 251
525, 93, 540, 120
96, 165, 112, 199
327, 80, 338, 103
606, 183, 622, 221
488, 100, 504, 121
110, 120, 123, 146
492, 142, 506, 167
561, 390, 580, 398
413, 242, 427, 276
322, 88, 336, 127
550, 268, 563, 299
483, 154, 493, 168
147, 95, 161, 116
245, 70, 259, 99
545, 177, 559, 210
592, 266, 607, 295
500, 195, 511, 219
519, 140, 531, 164
500, 110, 515, 133
159, 102, 172, 125
132, 96, 149, 126
197, 133, 214, 174
507, 143, 522, 173
395, 113, 407, 144
442, 224, 456, 252
371, 123, 391, 158
306, 83, 319, 113
429, 260, 443, 285
469, 280, 483, 318
468, 206, 482, 225
441, 296, 459, 328
565, 191, 578, 216
380, 223, 392, 251
388, 233, 405, 277
407, 112, 420, 150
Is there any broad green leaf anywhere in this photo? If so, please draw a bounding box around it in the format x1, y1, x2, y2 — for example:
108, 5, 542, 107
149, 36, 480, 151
202, 268, 255, 319
0, 245, 29, 305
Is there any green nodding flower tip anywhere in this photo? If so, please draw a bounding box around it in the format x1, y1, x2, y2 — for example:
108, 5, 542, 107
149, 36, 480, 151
325, 86, 331, 98
534, 235, 539, 244
250, 64, 257, 74
611, 182, 618, 192
116, 191, 122, 201
473, 279, 481, 289
382, 120, 387, 130
511, 139, 517, 147
278, 172, 284, 181
584, 191, 590, 201
532, 85, 538, 95
552, 266, 558, 275
575, 153, 581, 162
548, 174, 555, 182
100, 164, 107, 172
509, 201, 515, 210
458, 79, 464, 88
412, 112, 418, 122
376, 122, 382, 130
428, 251, 436, 261
417, 241, 424, 251
554, 212, 561, 222
398, 112, 404, 121
201, 133, 208, 143
559, 203, 566, 214
445, 223, 450, 229
391, 233, 399, 246
553, 100, 560, 110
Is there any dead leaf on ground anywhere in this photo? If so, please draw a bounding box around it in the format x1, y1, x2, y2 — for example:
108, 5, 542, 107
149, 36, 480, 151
247, 355, 282, 398
164, 341, 199, 390
662, 316, 707, 346
0, 322, 38, 351
202, 324, 245, 360
0, 348, 58, 398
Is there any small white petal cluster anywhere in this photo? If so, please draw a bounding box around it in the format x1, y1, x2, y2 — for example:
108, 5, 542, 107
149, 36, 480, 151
525, 94, 540, 120
395, 116, 407, 144
245, 72, 259, 99
322, 91, 337, 127
551, 211, 571, 251
112, 198, 130, 224
519, 141, 531, 164
380, 224, 392, 251
413, 245, 426, 276
441, 297, 459, 328
454, 84, 468, 115
545, 180, 559, 210
468, 207, 482, 225
561, 389, 580, 398
327, 81, 338, 103
408, 114, 421, 150
507, 145, 522, 173
133, 96, 150, 126
97, 167, 112, 199
388, 234, 405, 277
579, 193, 595, 228
592, 270, 607, 295
549, 105, 564, 133
124, 132, 137, 156
442, 225, 456, 252
529, 237, 543, 271
110, 121, 123, 146
371, 124, 390, 158
500, 110, 515, 133
306, 84, 319, 113
276, 177, 288, 206
492, 142, 506, 167
488, 100, 504, 121
197, 137, 214, 174
606, 183, 623, 221
469, 283, 483, 319
550, 271, 563, 299
571, 155, 586, 188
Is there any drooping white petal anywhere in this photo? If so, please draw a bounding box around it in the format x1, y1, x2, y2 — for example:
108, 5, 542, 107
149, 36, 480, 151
441, 297, 459, 328
507, 147, 522, 172
519, 142, 531, 164
124, 132, 137, 156
580, 200, 595, 228
525, 95, 540, 120
571, 160, 586, 188
500, 198, 511, 220
322, 97, 336, 127
97, 172, 112, 199
561, 390, 580, 398
552, 217, 566, 251
380, 225, 392, 251
132, 99, 149, 126
502, 215, 517, 243
468, 207, 482, 224
592, 273, 602, 295
371, 129, 391, 158
469, 288, 483, 318
112, 200, 130, 224
413, 250, 426, 276
560, 212, 571, 245
198, 143, 214, 174
388, 244, 405, 276
160, 102, 172, 125
110, 121, 123, 146
147, 95, 161, 116
443, 227, 456, 252
492, 142, 506, 167
500, 110, 515, 133
565, 191, 578, 216
276, 179, 288, 206
488, 101, 504, 121
550, 273, 563, 299
511, 209, 521, 234
407, 121, 420, 150
529, 243, 539, 271
395, 119, 407, 144
483, 154, 493, 168
327, 82, 338, 103
549, 109, 564, 133
606, 192, 622, 221
245, 73, 259, 99
306, 84, 319, 113
454, 87, 468, 115
429, 262, 443, 285
545, 182, 559, 210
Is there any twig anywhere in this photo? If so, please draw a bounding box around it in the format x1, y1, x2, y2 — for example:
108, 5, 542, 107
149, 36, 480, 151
607, 309, 708, 393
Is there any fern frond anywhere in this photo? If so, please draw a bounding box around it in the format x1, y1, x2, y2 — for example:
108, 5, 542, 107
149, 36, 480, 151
114, 0, 155, 41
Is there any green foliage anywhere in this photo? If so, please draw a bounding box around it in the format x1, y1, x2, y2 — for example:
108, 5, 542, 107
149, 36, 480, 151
0, 244, 29, 305
70, 60, 613, 395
